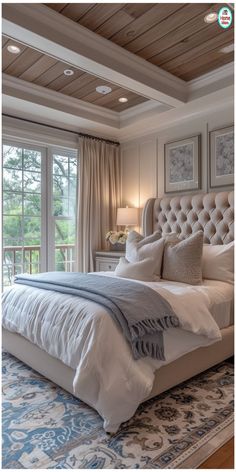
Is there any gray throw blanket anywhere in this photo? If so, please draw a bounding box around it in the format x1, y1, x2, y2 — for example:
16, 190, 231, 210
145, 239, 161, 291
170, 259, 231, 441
14, 272, 179, 361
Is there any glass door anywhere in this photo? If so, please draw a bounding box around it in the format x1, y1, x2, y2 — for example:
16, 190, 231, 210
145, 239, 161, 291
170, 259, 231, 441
2, 142, 46, 288
48, 148, 78, 272
2, 141, 78, 289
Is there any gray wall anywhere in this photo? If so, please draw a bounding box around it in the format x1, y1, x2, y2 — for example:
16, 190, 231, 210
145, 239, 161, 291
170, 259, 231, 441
121, 103, 234, 221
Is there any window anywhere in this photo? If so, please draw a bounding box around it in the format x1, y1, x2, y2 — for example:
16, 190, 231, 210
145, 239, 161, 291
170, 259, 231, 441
2, 141, 78, 289
51, 148, 78, 272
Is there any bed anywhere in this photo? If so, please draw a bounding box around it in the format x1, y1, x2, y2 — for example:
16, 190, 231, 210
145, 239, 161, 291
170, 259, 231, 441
2, 190, 234, 433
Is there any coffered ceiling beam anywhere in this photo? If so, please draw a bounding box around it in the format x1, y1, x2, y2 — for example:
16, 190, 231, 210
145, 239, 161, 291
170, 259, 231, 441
3, 81, 233, 143
2, 98, 121, 141
119, 85, 234, 142
2, 3, 187, 108
2, 74, 120, 129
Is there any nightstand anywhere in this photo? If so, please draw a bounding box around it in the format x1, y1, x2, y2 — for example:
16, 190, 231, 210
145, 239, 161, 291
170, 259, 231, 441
95, 250, 125, 272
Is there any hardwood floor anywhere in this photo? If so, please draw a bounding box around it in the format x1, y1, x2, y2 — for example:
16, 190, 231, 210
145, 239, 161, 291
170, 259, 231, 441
199, 358, 234, 468
199, 438, 234, 469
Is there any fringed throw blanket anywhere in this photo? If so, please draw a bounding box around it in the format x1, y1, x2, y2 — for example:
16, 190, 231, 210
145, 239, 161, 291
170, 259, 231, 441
14, 272, 179, 360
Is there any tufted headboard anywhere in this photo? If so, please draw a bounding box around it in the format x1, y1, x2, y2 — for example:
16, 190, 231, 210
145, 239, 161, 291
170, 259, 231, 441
143, 191, 234, 244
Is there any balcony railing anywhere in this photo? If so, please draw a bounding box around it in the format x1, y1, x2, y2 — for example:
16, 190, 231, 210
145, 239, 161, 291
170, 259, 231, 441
3, 244, 75, 287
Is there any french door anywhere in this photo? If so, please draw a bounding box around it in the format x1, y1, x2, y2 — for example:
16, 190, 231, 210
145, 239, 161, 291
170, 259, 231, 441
49, 148, 78, 273
2, 140, 78, 289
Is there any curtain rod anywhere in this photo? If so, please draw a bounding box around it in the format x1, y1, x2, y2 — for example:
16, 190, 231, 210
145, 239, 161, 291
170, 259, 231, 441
3, 114, 120, 146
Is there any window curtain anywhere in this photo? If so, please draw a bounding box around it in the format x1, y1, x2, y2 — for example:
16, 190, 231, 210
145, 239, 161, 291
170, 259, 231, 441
76, 136, 121, 272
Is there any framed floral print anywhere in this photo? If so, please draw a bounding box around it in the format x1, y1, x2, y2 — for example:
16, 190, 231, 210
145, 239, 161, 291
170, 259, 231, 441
164, 135, 201, 193
209, 125, 234, 188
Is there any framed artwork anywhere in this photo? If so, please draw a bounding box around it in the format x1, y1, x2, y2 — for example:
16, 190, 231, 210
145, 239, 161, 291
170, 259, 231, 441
164, 135, 201, 193
209, 125, 234, 188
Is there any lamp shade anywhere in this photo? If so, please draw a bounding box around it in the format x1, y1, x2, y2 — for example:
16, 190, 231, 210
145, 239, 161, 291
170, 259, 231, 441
116, 207, 138, 226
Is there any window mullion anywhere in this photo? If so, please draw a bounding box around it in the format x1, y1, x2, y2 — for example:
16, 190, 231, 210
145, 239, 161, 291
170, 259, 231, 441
40, 147, 48, 272
46, 148, 55, 271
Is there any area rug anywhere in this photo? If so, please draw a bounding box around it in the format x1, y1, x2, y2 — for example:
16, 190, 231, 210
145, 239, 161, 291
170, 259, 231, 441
2, 350, 234, 469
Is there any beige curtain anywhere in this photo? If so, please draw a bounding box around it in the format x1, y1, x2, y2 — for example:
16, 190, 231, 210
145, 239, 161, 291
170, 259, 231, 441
76, 136, 121, 272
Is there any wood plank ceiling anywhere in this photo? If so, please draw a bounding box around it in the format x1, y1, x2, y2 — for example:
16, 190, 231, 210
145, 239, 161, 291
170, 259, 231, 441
2, 36, 148, 112
45, 3, 234, 81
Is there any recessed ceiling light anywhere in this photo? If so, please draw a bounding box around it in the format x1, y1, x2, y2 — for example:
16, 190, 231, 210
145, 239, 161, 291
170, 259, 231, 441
119, 97, 128, 103
220, 43, 234, 54
7, 44, 21, 54
64, 69, 74, 76
204, 12, 218, 24
96, 85, 112, 95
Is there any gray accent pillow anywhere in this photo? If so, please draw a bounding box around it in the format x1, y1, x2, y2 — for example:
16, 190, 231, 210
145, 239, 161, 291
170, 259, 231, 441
162, 231, 204, 285
126, 231, 164, 277
115, 256, 158, 282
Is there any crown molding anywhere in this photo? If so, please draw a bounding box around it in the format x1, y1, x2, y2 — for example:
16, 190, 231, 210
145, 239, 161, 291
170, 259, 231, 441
4, 84, 233, 145
2, 74, 120, 128
3, 74, 233, 142
120, 101, 172, 127
2, 113, 121, 147
2, 3, 187, 107
2, 74, 173, 132
188, 62, 234, 100
120, 100, 171, 120
2, 114, 79, 149
2, 94, 121, 141
189, 62, 234, 89
119, 85, 234, 142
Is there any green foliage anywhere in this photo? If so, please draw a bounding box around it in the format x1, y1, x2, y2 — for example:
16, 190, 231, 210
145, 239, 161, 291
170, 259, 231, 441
3, 145, 77, 283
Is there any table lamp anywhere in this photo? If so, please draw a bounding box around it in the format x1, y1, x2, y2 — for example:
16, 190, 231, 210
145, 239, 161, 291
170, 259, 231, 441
116, 206, 139, 232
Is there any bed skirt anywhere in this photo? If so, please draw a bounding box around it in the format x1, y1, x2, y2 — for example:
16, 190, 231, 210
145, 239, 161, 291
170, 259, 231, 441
2, 325, 234, 402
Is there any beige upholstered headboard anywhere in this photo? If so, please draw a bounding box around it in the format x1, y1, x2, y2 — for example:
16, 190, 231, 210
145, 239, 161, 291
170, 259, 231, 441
143, 191, 234, 244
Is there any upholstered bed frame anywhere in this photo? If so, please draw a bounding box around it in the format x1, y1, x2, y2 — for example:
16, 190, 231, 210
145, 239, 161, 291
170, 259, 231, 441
3, 191, 234, 408
143, 190, 234, 244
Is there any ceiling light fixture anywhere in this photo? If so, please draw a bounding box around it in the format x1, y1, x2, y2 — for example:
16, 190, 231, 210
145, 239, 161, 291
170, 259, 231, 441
119, 97, 128, 103
64, 69, 74, 76
96, 85, 112, 95
220, 43, 234, 53
7, 44, 21, 54
204, 12, 218, 23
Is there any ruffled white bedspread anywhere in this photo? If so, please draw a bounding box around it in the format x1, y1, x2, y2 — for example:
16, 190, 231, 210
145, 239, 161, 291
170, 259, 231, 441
2, 274, 224, 432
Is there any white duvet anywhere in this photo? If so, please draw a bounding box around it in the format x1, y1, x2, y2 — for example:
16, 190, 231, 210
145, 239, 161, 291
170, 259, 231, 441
2, 273, 226, 432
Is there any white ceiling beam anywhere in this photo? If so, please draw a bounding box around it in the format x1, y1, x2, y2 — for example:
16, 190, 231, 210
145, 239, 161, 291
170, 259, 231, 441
3, 85, 233, 144
2, 3, 187, 108
2, 100, 121, 142
188, 62, 234, 100
3, 71, 234, 140
2, 74, 120, 129
119, 85, 234, 142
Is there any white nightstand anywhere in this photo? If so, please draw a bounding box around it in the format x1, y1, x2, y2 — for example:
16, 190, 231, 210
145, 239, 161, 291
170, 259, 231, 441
95, 250, 125, 272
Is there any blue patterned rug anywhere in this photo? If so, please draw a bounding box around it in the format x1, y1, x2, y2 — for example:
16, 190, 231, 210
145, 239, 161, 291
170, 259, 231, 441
2, 350, 234, 469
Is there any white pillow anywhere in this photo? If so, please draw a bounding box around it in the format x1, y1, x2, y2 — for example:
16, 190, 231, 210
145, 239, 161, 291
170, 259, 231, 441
127, 230, 161, 246
202, 242, 234, 285
126, 231, 164, 277
115, 257, 158, 282
127, 230, 177, 245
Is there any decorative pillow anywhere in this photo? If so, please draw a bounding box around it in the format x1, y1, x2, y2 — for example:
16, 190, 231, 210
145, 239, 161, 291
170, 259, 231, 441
162, 231, 204, 285
115, 257, 158, 282
127, 230, 161, 246
127, 230, 177, 245
126, 231, 164, 277
202, 241, 234, 285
